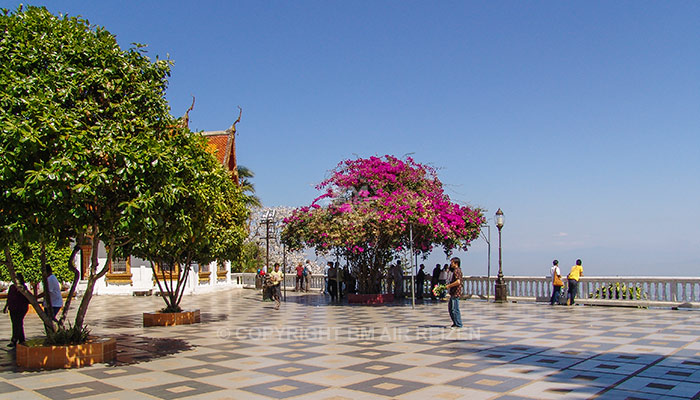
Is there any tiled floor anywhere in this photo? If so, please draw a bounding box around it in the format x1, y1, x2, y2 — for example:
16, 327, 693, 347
1, 289, 700, 399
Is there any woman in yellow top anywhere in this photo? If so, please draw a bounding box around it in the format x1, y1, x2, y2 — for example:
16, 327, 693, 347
566, 259, 583, 306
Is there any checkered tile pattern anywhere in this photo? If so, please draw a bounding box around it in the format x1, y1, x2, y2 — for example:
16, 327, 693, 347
1, 290, 700, 399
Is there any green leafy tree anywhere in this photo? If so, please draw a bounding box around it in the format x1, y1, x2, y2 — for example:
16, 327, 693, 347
126, 131, 249, 313
231, 241, 263, 273
0, 241, 73, 286
0, 6, 181, 337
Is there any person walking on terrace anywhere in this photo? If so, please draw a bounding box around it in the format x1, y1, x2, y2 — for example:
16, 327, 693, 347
269, 263, 283, 310
4, 273, 30, 347
430, 263, 441, 300
566, 259, 584, 306
549, 260, 564, 305
444, 257, 463, 329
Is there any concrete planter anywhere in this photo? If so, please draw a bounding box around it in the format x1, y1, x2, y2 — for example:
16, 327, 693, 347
16, 337, 116, 370
348, 294, 395, 304
143, 310, 201, 327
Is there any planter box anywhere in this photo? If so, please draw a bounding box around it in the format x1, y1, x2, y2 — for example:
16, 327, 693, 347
348, 294, 395, 304
143, 310, 201, 327
16, 337, 116, 370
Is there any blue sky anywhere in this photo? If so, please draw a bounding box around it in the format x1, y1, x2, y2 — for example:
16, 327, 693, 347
7, 1, 699, 276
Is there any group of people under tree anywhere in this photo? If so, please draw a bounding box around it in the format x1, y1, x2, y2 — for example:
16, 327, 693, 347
550, 259, 584, 306
319, 259, 459, 302
294, 261, 312, 292
324, 261, 357, 301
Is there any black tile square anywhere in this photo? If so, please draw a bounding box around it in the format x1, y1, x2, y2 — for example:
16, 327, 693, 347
429, 357, 502, 372
79, 365, 152, 380
241, 378, 328, 399
342, 360, 412, 375
447, 373, 530, 393
166, 363, 238, 378
340, 348, 400, 360
342, 339, 392, 348
274, 341, 326, 350
344, 377, 428, 397
254, 362, 324, 377
36, 382, 121, 400
201, 341, 252, 351
0, 381, 21, 394
137, 380, 225, 399
267, 350, 325, 362
185, 351, 247, 363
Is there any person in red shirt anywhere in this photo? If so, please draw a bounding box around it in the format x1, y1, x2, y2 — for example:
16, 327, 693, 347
295, 262, 305, 292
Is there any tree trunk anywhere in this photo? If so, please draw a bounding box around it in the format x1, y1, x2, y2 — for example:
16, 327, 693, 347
74, 235, 113, 330
59, 244, 82, 325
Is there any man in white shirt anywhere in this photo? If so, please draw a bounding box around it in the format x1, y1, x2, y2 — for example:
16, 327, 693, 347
43, 265, 63, 319
323, 262, 331, 294
549, 260, 562, 305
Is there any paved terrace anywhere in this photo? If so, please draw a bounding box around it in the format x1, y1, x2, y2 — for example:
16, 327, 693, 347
1, 290, 700, 399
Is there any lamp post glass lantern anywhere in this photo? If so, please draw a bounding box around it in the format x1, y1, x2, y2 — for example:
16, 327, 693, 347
494, 208, 507, 302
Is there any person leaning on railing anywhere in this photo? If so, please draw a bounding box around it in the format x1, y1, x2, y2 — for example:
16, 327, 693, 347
566, 259, 584, 306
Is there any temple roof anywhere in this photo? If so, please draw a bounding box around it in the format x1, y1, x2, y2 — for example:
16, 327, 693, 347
202, 130, 229, 166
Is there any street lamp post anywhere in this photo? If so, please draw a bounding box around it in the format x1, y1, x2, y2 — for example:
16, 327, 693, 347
494, 208, 507, 303
260, 209, 278, 299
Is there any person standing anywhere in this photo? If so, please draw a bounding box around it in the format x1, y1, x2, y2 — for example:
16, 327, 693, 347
416, 264, 426, 299
438, 264, 450, 300
323, 261, 331, 294
385, 264, 394, 296
3, 273, 30, 347
438, 264, 448, 286
344, 266, 356, 294
295, 262, 304, 292
39, 265, 63, 319
328, 263, 337, 301
269, 263, 283, 310
335, 262, 344, 299
549, 260, 563, 305
303, 260, 312, 292
566, 259, 584, 306
430, 264, 441, 300
444, 257, 463, 329
393, 261, 404, 299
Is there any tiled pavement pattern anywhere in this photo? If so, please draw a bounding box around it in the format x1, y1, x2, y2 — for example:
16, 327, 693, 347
0, 290, 700, 399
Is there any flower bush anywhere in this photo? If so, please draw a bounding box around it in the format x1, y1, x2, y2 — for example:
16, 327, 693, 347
282, 155, 484, 294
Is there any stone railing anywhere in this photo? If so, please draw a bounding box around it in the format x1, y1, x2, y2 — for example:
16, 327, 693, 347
232, 273, 700, 308
462, 276, 700, 307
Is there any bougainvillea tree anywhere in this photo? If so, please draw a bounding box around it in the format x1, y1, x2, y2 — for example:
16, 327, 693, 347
282, 155, 485, 294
